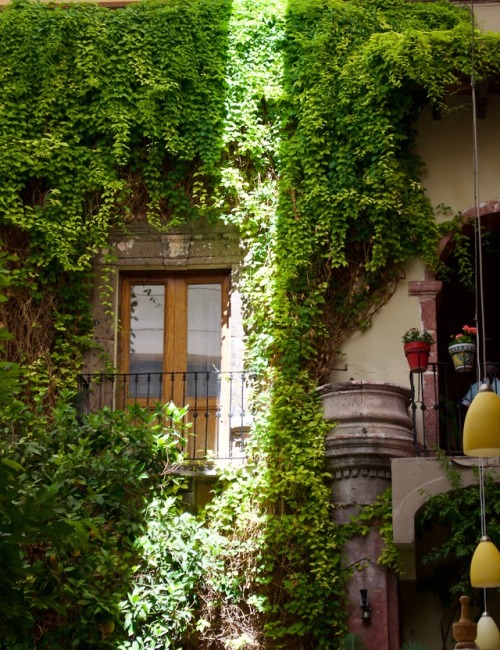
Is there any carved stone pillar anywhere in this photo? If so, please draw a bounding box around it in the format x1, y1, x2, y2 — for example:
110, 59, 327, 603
320, 381, 414, 650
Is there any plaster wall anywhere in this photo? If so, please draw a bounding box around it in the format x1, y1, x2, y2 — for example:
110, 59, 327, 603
417, 94, 500, 219
329, 259, 425, 390
330, 88, 500, 393
392, 456, 500, 576
475, 4, 500, 32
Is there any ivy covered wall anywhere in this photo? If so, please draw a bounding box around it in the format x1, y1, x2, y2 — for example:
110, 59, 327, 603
2, 0, 500, 647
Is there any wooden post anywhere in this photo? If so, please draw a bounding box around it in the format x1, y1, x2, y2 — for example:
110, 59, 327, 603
452, 595, 477, 649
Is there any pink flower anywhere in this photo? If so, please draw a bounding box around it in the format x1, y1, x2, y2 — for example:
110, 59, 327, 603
450, 325, 477, 346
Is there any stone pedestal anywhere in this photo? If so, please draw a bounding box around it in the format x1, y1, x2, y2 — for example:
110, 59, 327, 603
321, 381, 414, 505
320, 381, 414, 650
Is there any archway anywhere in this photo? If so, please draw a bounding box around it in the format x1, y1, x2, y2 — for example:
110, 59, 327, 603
393, 455, 500, 649
411, 200, 500, 453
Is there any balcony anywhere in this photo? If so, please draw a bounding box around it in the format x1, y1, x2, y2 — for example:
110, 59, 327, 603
76, 364, 488, 461
409, 362, 500, 455
76, 370, 254, 462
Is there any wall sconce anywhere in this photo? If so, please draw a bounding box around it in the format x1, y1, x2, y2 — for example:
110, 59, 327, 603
360, 589, 372, 623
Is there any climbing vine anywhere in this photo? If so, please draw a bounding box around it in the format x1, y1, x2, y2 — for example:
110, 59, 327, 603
2, 0, 500, 647
0, 0, 232, 404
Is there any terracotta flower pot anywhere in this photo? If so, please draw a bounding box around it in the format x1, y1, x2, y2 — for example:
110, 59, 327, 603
404, 341, 431, 373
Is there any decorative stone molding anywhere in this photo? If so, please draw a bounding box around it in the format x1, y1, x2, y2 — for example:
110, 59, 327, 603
320, 381, 413, 434
99, 222, 241, 269
87, 221, 243, 375
331, 467, 392, 481
407, 279, 442, 449
408, 279, 443, 299
322, 381, 410, 650
160, 233, 190, 265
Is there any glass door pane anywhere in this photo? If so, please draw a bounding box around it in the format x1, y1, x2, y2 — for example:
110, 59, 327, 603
129, 284, 164, 398
187, 283, 221, 396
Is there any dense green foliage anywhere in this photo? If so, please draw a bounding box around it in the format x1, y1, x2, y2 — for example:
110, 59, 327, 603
2, 0, 500, 647
0, 0, 232, 406
0, 254, 205, 647
418, 463, 500, 606
1, 389, 196, 647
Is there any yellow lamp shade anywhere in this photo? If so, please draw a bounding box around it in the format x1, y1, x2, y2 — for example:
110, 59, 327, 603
471, 537, 500, 588
476, 612, 500, 650
463, 384, 500, 457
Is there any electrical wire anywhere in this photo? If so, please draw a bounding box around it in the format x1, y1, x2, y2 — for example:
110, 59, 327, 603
470, 0, 488, 384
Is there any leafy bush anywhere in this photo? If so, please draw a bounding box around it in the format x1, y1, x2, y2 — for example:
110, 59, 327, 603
119, 504, 219, 649
1, 399, 192, 648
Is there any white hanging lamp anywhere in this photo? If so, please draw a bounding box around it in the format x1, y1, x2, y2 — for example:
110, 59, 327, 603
476, 611, 500, 650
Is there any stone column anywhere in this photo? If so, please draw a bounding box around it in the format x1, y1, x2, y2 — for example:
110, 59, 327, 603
320, 381, 414, 650
408, 279, 442, 449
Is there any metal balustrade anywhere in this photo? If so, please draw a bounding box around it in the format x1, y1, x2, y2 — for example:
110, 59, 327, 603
77, 371, 254, 461
79, 364, 494, 460
409, 362, 500, 455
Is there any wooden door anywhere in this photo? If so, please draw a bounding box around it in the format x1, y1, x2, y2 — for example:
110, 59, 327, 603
119, 272, 229, 458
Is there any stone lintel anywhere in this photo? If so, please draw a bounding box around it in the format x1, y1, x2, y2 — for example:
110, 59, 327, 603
408, 280, 442, 299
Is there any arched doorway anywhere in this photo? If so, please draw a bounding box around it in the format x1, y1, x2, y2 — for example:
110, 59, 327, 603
437, 205, 500, 452
412, 201, 500, 453
393, 455, 500, 650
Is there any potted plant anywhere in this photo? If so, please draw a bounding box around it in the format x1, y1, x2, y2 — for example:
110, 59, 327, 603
448, 324, 477, 372
402, 328, 434, 373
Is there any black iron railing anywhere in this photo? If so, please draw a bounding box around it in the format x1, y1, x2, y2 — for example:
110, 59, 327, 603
409, 362, 500, 455
77, 370, 254, 461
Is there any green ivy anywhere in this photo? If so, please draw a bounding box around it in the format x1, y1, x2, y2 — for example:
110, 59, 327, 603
341, 488, 401, 574
2, 0, 500, 647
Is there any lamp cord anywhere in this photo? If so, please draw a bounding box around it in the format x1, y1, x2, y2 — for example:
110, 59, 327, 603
470, 0, 488, 384
479, 458, 486, 537
479, 457, 489, 615
471, 0, 490, 622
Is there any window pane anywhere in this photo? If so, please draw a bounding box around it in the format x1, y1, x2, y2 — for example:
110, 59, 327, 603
187, 284, 221, 396
129, 284, 164, 398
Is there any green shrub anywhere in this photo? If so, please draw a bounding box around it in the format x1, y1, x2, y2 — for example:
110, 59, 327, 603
1, 400, 191, 648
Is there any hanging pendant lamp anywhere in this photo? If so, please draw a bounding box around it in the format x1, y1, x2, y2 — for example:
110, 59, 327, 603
470, 536, 500, 588
463, 384, 500, 457
475, 611, 500, 650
